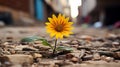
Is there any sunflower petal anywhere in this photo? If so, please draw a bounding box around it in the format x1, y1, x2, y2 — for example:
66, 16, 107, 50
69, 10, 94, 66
45, 23, 50, 25
45, 14, 74, 39
58, 14, 62, 18
65, 17, 69, 22
59, 33, 63, 39
48, 18, 53, 23
69, 22, 73, 25
52, 14, 57, 19
55, 33, 61, 39
50, 33, 56, 37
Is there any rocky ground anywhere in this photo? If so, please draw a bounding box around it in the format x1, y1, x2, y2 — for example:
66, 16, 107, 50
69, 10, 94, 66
0, 26, 120, 67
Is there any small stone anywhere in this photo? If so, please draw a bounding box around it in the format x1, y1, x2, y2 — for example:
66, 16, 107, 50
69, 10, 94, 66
39, 62, 51, 66
112, 42, 120, 47
55, 60, 72, 66
91, 41, 103, 47
33, 53, 42, 58
6, 37, 13, 42
112, 42, 119, 45
92, 38, 105, 42
83, 55, 93, 60
0, 48, 3, 52
105, 57, 114, 62
34, 41, 42, 44
3, 51, 11, 55
24, 52, 31, 55
35, 46, 50, 51
70, 51, 80, 58
93, 53, 101, 60
77, 46, 91, 50
71, 40, 78, 45
66, 53, 74, 59
31, 63, 38, 67
114, 52, 120, 59
0, 56, 10, 64
70, 45, 78, 48
22, 62, 31, 67
63, 44, 70, 47
4, 61, 12, 66
36, 58, 41, 63
71, 57, 79, 63
22, 47, 38, 51
9, 49, 16, 54
60, 41, 69, 44
107, 34, 117, 38
80, 35, 93, 41
21, 42, 28, 45
101, 55, 106, 60
6, 37, 13, 39
57, 55, 66, 60
12, 64, 22, 67
5, 54, 33, 64
3, 42, 10, 45
14, 45, 29, 51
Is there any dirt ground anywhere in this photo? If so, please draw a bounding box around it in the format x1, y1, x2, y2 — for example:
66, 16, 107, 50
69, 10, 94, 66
0, 26, 119, 39
0, 26, 120, 67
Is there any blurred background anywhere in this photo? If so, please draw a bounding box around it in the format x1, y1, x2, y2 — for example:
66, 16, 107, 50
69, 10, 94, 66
0, 0, 120, 28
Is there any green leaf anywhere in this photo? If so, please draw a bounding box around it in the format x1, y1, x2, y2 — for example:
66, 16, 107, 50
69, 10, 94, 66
21, 36, 53, 49
21, 36, 41, 42
57, 46, 73, 52
39, 39, 53, 49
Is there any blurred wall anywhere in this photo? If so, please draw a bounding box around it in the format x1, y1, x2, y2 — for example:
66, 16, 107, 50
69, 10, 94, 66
0, 0, 30, 13
80, 0, 120, 26
81, 0, 96, 17
0, 0, 35, 25
45, 0, 70, 17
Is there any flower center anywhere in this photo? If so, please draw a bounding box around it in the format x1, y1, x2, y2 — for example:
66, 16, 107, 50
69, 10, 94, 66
55, 25, 63, 32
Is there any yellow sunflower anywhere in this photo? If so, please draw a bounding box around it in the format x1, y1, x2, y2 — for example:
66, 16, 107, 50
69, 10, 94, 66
45, 14, 73, 39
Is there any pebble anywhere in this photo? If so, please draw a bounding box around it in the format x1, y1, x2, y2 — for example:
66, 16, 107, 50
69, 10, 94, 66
114, 52, 120, 59
112, 42, 119, 45
83, 55, 93, 60
93, 53, 101, 60
101, 55, 106, 60
112, 42, 120, 47
22, 47, 38, 51
31, 63, 38, 67
10, 49, 16, 54
71, 57, 79, 63
22, 62, 31, 67
66, 53, 74, 59
80, 35, 93, 41
33, 53, 42, 58
92, 38, 105, 42
34, 41, 42, 44
3, 42, 10, 45
5, 54, 33, 64
55, 60, 72, 66
71, 40, 79, 45
105, 57, 114, 62
63, 44, 70, 47
60, 41, 69, 44
6, 37, 13, 39
57, 55, 66, 60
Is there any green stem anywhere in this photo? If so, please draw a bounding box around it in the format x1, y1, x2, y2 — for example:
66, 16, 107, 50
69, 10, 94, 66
53, 39, 57, 55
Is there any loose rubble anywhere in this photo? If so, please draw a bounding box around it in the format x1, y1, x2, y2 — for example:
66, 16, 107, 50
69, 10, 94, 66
0, 27, 120, 67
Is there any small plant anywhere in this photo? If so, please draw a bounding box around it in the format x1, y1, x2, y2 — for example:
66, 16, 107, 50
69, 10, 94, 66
45, 14, 74, 55
21, 14, 73, 56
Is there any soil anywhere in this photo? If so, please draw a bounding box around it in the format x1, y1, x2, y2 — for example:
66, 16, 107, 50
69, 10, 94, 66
0, 26, 120, 67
